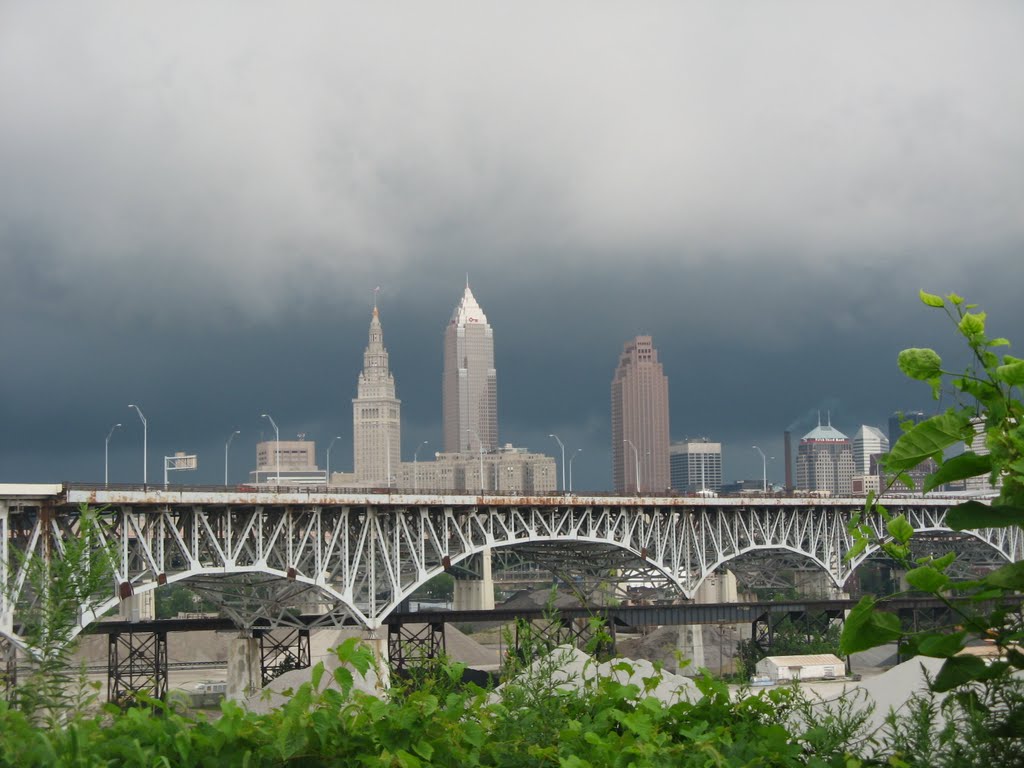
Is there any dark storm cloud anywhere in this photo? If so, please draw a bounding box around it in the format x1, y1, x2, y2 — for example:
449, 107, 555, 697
1, 2, 1023, 488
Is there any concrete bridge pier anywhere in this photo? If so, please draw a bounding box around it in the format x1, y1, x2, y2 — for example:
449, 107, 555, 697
118, 592, 156, 622
676, 570, 738, 675
453, 548, 495, 611
226, 634, 261, 701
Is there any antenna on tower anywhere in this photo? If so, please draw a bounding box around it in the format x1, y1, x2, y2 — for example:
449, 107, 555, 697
373, 285, 380, 310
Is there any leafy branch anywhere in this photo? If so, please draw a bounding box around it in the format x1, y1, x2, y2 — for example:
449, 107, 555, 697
841, 292, 1024, 698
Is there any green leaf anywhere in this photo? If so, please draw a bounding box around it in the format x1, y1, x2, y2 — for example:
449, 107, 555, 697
904, 565, 949, 593
984, 561, 1024, 591
996, 361, 1024, 386
923, 452, 992, 493
947, 292, 964, 306
988, 337, 1011, 347
919, 290, 945, 308
946, 501, 1024, 530
310, 661, 325, 691
932, 551, 956, 570
897, 348, 943, 381
885, 412, 971, 472
841, 596, 903, 655
932, 655, 1005, 692
917, 630, 967, 658
958, 311, 986, 340
413, 741, 435, 761
886, 515, 914, 545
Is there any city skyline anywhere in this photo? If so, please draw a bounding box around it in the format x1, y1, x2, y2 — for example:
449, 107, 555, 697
1, 5, 1022, 490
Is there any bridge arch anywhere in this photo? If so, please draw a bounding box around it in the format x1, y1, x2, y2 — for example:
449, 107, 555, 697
4, 491, 1018, 643
842, 525, 1016, 587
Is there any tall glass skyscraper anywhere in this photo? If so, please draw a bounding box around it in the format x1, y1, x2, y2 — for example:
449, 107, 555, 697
353, 305, 401, 486
611, 336, 670, 493
443, 282, 498, 454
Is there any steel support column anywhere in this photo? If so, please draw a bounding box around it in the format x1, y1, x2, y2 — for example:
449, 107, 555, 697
256, 628, 311, 687
108, 631, 168, 706
387, 621, 445, 679
513, 616, 616, 660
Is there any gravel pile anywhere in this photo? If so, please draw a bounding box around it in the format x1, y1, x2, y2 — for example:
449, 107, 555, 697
497, 645, 698, 705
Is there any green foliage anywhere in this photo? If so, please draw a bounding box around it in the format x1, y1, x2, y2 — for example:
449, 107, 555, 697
843, 291, 1024, 755
11, 505, 116, 725
414, 572, 456, 602
155, 584, 219, 619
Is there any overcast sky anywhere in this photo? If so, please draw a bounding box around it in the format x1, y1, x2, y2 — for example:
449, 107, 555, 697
2, 2, 1022, 490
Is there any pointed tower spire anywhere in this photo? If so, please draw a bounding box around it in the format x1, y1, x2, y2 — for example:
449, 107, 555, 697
353, 301, 401, 486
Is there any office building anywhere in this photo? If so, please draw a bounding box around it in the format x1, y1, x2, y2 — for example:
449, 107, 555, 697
669, 439, 722, 493
443, 282, 498, 453
395, 444, 556, 494
795, 417, 855, 496
852, 425, 889, 476
611, 336, 670, 493
250, 439, 326, 486
353, 305, 401, 486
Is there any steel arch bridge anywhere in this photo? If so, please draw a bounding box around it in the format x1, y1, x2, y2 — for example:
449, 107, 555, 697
2, 485, 1020, 649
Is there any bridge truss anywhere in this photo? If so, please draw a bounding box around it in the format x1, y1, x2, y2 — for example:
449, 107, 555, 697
1, 488, 1019, 648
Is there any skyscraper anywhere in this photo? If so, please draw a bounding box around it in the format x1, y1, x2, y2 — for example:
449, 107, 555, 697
353, 305, 401, 486
669, 439, 722, 493
443, 282, 497, 453
611, 336, 670, 493
852, 425, 889, 476
795, 417, 854, 495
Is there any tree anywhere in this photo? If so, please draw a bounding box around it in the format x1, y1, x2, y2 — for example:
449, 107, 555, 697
12, 505, 115, 724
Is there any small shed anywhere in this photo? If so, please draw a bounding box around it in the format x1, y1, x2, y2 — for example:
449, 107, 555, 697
755, 654, 844, 682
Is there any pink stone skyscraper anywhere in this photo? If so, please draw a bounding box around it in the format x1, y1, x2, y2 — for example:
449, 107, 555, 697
443, 282, 497, 453
611, 336, 670, 493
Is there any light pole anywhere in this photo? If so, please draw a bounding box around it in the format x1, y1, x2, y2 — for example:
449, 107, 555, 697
413, 440, 429, 492
261, 413, 280, 486
128, 404, 147, 485
568, 448, 582, 494
753, 445, 768, 493
548, 434, 566, 493
624, 439, 640, 493
225, 430, 240, 485
105, 423, 121, 487
326, 435, 341, 486
467, 428, 484, 492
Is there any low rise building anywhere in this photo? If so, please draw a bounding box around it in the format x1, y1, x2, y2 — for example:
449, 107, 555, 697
755, 653, 845, 682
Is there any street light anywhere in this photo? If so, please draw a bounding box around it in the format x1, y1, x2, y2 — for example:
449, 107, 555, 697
413, 440, 429, 492
326, 435, 341, 486
128, 404, 147, 485
624, 439, 640, 493
569, 448, 582, 494
467, 429, 484, 492
225, 430, 240, 485
548, 434, 566, 493
752, 445, 769, 493
105, 423, 121, 487
261, 413, 280, 486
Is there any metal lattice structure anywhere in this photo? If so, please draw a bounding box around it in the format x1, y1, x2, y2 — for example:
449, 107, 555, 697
256, 628, 311, 687
108, 630, 168, 705
2, 487, 1020, 648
